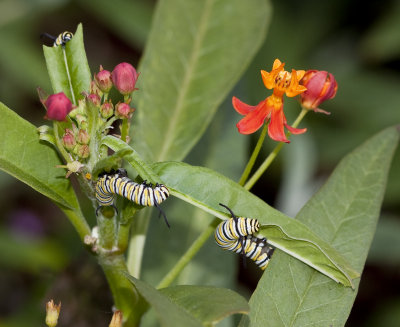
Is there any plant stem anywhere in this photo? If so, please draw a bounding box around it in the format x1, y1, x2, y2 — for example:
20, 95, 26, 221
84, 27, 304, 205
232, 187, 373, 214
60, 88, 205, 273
97, 209, 117, 250
244, 108, 308, 190
157, 219, 220, 289
238, 122, 268, 186
121, 119, 129, 143
99, 253, 146, 327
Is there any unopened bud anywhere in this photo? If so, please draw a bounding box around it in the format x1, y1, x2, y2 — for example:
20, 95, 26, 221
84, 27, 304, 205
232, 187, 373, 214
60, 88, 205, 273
45, 300, 61, 327
75, 144, 90, 159
115, 102, 134, 119
300, 70, 337, 114
44, 92, 73, 121
100, 101, 114, 119
77, 129, 90, 144
62, 129, 76, 151
88, 93, 101, 107
109, 310, 123, 327
95, 65, 113, 93
75, 114, 88, 129
111, 62, 138, 95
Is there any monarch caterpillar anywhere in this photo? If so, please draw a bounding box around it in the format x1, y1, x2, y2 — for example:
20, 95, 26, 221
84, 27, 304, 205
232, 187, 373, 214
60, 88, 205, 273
95, 169, 170, 227
41, 31, 73, 47
215, 203, 275, 270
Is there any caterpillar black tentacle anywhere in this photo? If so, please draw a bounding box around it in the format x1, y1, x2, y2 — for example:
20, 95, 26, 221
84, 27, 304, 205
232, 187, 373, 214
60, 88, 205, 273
41, 31, 73, 47
215, 204, 274, 270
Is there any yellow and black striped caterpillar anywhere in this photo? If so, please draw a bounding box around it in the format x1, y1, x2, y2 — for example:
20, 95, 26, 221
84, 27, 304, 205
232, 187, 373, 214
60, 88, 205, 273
95, 169, 170, 226
41, 31, 73, 47
214, 203, 274, 270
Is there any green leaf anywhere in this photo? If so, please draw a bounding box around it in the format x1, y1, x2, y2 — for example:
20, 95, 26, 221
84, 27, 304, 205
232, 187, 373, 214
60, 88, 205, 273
43, 23, 91, 104
160, 285, 249, 325
0, 103, 90, 239
241, 126, 399, 327
78, 0, 153, 48
133, 0, 271, 162
152, 161, 358, 287
125, 275, 203, 327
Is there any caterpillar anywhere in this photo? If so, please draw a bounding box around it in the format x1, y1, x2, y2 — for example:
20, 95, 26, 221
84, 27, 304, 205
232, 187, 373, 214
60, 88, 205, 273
214, 203, 274, 270
95, 169, 170, 227
41, 31, 73, 47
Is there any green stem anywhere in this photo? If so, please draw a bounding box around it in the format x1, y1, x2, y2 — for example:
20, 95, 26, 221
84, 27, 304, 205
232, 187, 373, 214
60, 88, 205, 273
99, 253, 146, 327
244, 108, 308, 191
238, 122, 268, 186
157, 219, 220, 289
97, 209, 117, 250
121, 119, 129, 143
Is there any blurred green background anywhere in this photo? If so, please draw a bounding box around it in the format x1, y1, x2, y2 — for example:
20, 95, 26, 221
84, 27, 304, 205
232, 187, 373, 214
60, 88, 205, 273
0, 0, 399, 326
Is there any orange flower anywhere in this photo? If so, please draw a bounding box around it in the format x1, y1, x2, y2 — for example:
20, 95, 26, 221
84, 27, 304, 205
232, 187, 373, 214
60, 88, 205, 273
233, 59, 307, 143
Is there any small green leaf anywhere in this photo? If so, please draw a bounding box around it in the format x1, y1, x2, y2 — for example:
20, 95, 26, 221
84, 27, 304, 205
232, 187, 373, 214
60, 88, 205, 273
0, 103, 90, 240
133, 0, 271, 162
160, 285, 249, 325
125, 275, 203, 327
242, 126, 399, 327
152, 161, 358, 287
43, 24, 91, 104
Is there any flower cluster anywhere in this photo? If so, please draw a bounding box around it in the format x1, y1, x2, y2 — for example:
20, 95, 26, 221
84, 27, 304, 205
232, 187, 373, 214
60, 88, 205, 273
38, 62, 138, 176
233, 59, 337, 143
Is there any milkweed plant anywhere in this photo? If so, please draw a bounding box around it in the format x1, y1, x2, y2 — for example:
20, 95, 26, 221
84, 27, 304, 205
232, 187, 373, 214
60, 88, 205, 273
0, 2, 399, 327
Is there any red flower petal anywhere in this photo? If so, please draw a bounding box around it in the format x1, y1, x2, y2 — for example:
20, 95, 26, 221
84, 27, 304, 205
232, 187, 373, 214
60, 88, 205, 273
268, 106, 289, 143
232, 97, 263, 115
284, 123, 307, 135
236, 101, 268, 134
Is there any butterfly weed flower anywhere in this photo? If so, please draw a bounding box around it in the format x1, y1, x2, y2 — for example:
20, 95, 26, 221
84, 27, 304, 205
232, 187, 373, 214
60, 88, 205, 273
111, 62, 139, 96
94, 65, 113, 93
44, 92, 73, 121
233, 59, 307, 143
299, 70, 338, 114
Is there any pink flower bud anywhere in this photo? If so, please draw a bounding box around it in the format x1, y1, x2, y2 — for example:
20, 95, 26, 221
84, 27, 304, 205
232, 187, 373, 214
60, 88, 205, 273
115, 102, 134, 119
90, 80, 102, 97
95, 66, 113, 93
62, 129, 76, 151
75, 144, 90, 159
300, 70, 337, 113
77, 129, 90, 144
88, 93, 101, 107
111, 62, 138, 95
44, 92, 73, 121
100, 101, 114, 119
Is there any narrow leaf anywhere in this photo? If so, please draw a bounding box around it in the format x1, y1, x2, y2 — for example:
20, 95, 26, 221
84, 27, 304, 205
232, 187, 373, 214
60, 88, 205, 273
242, 126, 399, 327
125, 275, 203, 327
152, 162, 358, 287
133, 0, 271, 162
160, 285, 249, 325
43, 24, 91, 103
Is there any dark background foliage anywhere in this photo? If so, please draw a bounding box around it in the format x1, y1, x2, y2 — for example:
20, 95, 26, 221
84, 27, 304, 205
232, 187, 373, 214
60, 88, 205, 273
0, 0, 399, 326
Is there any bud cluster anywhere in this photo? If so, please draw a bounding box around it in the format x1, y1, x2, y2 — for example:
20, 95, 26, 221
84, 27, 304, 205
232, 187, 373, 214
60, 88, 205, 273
38, 62, 139, 176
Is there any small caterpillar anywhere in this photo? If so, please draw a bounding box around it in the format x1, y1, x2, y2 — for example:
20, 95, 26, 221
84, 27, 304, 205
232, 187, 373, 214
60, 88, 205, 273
215, 203, 274, 270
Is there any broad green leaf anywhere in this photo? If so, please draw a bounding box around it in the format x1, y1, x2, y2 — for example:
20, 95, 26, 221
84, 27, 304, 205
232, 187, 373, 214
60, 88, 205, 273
133, 0, 271, 162
78, 0, 153, 48
160, 285, 249, 325
125, 275, 203, 327
43, 23, 91, 104
152, 162, 358, 287
241, 126, 399, 327
0, 103, 90, 239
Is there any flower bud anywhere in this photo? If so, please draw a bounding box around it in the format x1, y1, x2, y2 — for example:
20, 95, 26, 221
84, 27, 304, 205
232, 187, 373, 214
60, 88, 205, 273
100, 101, 114, 119
44, 92, 73, 121
300, 70, 337, 113
115, 102, 134, 119
111, 62, 138, 95
88, 93, 101, 107
75, 114, 88, 129
109, 310, 123, 327
90, 80, 103, 97
77, 129, 90, 144
45, 300, 61, 327
95, 65, 113, 93
75, 144, 90, 159
62, 129, 76, 151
